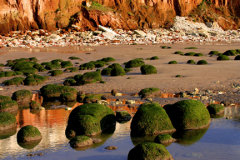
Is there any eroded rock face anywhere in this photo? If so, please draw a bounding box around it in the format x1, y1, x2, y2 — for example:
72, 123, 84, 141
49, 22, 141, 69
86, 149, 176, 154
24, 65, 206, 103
0, 0, 239, 34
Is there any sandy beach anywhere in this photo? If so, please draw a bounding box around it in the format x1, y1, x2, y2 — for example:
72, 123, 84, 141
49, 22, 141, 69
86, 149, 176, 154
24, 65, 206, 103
0, 42, 239, 97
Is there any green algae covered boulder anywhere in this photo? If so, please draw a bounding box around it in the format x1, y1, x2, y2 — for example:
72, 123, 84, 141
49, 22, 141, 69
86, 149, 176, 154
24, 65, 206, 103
50, 70, 63, 76
66, 103, 116, 136
101, 68, 112, 75
2, 77, 25, 86
17, 125, 42, 143
234, 55, 240, 60
207, 104, 224, 116
63, 79, 76, 86
138, 87, 161, 99
187, 60, 196, 64
223, 50, 237, 56
30, 101, 41, 109
40, 84, 77, 99
110, 67, 126, 76
197, 60, 208, 65
0, 112, 16, 131
116, 111, 131, 122
140, 65, 157, 75
69, 135, 93, 148
128, 142, 173, 160
12, 90, 32, 107
61, 61, 73, 68
60, 92, 76, 102
131, 102, 176, 136
125, 59, 145, 68
209, 51, 219, 55
24, 74, 48, 86
164, 100, 210, 130
0, 100, 18, 113
154, 134, 176, 144
0, 95, 12, 102
76, 71, 102, 85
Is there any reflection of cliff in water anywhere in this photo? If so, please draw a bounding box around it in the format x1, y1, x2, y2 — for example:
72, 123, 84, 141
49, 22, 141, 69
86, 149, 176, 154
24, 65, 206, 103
224, 106, 240, 119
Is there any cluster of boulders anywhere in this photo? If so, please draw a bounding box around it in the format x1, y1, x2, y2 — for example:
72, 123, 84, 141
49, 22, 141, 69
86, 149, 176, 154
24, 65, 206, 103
0, 16, 240, 50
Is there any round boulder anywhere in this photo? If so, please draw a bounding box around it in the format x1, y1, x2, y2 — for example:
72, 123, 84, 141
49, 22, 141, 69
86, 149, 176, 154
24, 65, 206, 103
66, 103, 116, 136
12, 90, 32, 107
0, 112, 17, 131
131, 102, 176, 135
164, 100, 210, 130
207, 104, 224, 116
0, 100, 18, 113
60, 92, 76, 102
140, 65, 157, 75
116, 111, 131, 122
128, 142, 173, 160
17, 125, 42, 143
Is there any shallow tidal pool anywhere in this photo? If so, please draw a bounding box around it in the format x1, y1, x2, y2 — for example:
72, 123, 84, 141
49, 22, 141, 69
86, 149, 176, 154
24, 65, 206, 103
1, 105, 240, 160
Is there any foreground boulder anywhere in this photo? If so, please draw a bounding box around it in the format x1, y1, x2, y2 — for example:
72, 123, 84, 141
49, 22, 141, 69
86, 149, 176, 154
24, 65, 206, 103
17, 125, 42, 143
0, 100, 18, 113
131, 102, 176, 135
0, 112, 17, 131
164, 100, 210, 130
40, 84, 77, 99
69, 135, 93, 148
12, 90, 32, 107
66, 103, 116, 136
128, 142, 173, 160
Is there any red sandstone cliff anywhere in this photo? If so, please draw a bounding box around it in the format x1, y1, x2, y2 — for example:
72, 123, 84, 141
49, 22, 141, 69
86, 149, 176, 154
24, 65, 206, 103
0, 0, 239, 34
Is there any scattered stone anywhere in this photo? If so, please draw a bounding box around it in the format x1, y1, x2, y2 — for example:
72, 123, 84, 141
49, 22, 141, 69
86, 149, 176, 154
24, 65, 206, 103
111, 89, 118, 96
92, 138, 102, 144
105, 146, 117, 150
115, 93, 122, 96
126, 100, 135, 104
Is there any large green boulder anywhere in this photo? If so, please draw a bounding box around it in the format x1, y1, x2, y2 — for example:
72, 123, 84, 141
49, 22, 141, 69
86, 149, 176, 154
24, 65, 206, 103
0, 112, 16, 131
17, 125, 42, 143
40, 84, 77, 99
60, 92, 76, 102
0, 95, 12, 102
12, 90, 32, 107
128, 142, 173, 160
154, 134, 176, 144
138, 87, 161, 99
164, 100, 210, 130
110, 67, 126, 76
2, 77, 25, 86
131, 102, 176, 136
0, 100, 18, 113
24, 74, 48, 86
66, 103, 116, 136
223, 50, 237, 56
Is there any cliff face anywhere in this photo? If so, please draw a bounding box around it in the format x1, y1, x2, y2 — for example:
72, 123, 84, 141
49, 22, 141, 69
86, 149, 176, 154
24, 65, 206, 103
0, 0, 239, 34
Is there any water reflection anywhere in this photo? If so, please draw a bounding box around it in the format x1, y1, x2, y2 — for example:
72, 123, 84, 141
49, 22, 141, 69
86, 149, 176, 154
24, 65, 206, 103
0, 127, 16, 140
18, 140, 41, 150
224, 106, 240, 120
172, 127, 209, 146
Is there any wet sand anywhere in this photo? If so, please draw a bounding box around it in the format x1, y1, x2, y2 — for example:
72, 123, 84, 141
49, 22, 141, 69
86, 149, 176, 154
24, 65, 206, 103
0, 43, 239, 97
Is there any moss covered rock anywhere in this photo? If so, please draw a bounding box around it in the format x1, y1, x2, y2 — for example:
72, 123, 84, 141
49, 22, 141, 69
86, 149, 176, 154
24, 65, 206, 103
50, 70, 63, 76
207, 104, 224, 116
64, 67, 78, 72
0, 95, 12, 102
140, 65, 157, 75
174, 51, 183, 54
69, 135, 93, 148
128, 142, 173, 160
110, 67, 126, 76
150, 56, 159, 60
79, 62, 95, 70
30, 101, 41, 109
101, 57, 116, 62
223, 50, 237, 56
12, 90, 32, 107
17, 125, 42, 143
60, 92, 76, 102
209, 51, 219, 55
101, 68, 112, 75
45, 63, 61, 70
168, 60, 177, 64
116, 111, 131, 122
217, 55, 230, 60
2, 77, 25, 86
40, 84, 77, 99
76, 71, 102, 85
234, 55, 240, 60
138, 88, 161, 99
194, 53, 204, 57
125, 59, 145, 68
187, 60, 196, 64
184, 52, 196, 56
154, 134, 176, 144
24, 74, 48, 86
0, 112, 16, 131
63, 79, 76, 86
164, 100, 210, 130
61, 61, 73, 68
197, 60, 208, 65
131, 102, 176, 135
0, 100, 18, 113
66, 103, 116, 136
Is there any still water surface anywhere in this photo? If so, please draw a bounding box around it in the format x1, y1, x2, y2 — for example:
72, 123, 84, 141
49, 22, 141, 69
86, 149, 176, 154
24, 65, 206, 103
1, 105, 240, 160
